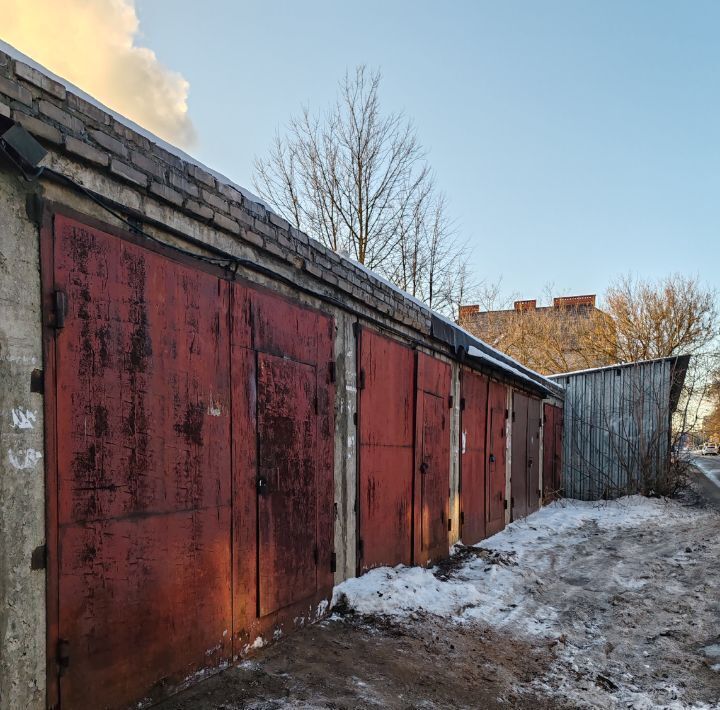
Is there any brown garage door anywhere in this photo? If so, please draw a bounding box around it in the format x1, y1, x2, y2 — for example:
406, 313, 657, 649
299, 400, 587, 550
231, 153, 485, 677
486, 381, 507, 537
460, 368, 488, 545
44, 213, 335, 709
511, 392, 541, 521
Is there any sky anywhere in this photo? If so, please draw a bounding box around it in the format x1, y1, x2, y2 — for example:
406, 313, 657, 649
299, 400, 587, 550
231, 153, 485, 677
5, 1, 720, 305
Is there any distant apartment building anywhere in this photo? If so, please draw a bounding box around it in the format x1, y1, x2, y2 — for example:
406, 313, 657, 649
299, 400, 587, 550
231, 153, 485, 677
459, 294, 616, 375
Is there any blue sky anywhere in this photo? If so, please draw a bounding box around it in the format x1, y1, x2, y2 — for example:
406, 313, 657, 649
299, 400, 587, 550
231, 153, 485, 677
135, 0, 719, 304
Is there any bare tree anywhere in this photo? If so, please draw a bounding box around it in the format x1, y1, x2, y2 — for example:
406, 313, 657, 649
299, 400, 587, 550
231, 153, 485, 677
461, 282, 614, 375
595, 274, 717, 361
253, 66, 472, 315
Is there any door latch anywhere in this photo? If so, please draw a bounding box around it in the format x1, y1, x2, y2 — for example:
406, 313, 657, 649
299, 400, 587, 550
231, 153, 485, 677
420, 461, 429, 474
256, 477, 269, 496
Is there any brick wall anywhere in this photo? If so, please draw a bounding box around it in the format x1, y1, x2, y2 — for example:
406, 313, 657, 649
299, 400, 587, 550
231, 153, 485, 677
0, 47, 431, 336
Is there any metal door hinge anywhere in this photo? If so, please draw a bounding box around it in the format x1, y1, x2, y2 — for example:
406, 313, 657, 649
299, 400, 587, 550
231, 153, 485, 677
330, 552, 337, 574
358, 369, 366, 390
448, 395, 454, 409
30, 543, 47, 570
460, 397, 466, 411
447, 517, 452, 532
57, 639, 70, 676
512, 410, 516, 422
30, 369, 44, 394
504, 499, 508, 510
537, 489, 541, 498
328, 361, 336, 384
53, 289, 67, 330
505, 408, 509, 420
511, 496, 515, 508
358, 538, 364, 559
352, 321, 361, 338
353, 411, 358, 426
459, 511, 464, 525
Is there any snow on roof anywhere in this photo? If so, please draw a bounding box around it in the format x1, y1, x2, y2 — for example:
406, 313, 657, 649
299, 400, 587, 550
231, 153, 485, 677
0, 39, 269, 210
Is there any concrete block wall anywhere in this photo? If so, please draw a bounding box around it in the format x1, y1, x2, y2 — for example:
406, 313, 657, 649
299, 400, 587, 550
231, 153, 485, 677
0, 169, 46, 709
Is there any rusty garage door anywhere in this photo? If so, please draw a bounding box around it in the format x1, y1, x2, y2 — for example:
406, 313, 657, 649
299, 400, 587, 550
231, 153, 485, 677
241, 290, 335, 631
460, 368, 488, 545
511, 393, 529, 519
414, 353, 451, 565
486, 381, 507, 536
511, 392, 541, 520
357, 328, 415, 571
44, 213, 335, 709
543, 403, 564, 500
526, 396, 542, 515
48, 214, 233, 709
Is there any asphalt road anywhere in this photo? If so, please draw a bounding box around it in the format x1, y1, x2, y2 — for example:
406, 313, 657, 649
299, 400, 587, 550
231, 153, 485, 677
693, 453, 720, 487
691, 453, 720, 510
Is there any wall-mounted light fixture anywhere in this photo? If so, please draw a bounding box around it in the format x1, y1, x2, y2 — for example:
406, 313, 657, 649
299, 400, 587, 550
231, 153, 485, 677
0, 121, 47, 180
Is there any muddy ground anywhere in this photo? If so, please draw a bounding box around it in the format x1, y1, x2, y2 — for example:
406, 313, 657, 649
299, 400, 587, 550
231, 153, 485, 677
157, 482, 720, 710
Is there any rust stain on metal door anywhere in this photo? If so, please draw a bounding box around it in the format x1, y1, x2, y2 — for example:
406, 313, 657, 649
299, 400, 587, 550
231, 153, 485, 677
414, 353, 451, 566
357, 329, 415, 571
486, 381, 507, 536
460, 368, 488, 544
233, 289, 335, 638
52, 214, 232, 710
257, 353, 318, 616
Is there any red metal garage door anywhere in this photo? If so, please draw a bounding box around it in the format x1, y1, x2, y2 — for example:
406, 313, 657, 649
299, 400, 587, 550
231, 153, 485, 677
512, 392, 530, 520
49, 214, 233, 710
232, 288, 335, 643
460, 368, 488, 545
357, 328, 415, 571
414, 353, 451, 566
45, 214, 336, 709
486, 381, 507, 537
526, 397, 542, 515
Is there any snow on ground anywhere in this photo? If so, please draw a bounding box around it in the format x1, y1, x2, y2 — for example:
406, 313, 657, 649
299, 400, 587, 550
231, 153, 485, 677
332, 497, 669, 630
332, 496, 720, 709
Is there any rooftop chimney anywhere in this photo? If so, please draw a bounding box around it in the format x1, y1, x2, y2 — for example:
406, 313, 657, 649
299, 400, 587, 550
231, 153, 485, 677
514, 299, 537, 311
553, 295, 596, 309
458, 304, 479, 320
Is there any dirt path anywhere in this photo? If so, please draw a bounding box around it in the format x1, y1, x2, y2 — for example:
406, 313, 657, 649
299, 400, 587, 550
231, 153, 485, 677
158, 487, 720, 710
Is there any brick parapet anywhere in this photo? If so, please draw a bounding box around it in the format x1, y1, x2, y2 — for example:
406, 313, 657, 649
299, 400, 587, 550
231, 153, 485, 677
0, 49, 432, 334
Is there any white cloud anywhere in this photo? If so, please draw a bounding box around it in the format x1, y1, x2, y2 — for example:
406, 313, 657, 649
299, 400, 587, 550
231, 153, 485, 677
1, 0, 197, 148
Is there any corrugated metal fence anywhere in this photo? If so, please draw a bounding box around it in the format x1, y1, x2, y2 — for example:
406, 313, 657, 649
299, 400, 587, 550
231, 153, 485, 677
549, 357, 686, 500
